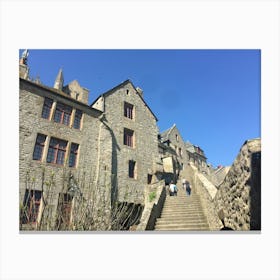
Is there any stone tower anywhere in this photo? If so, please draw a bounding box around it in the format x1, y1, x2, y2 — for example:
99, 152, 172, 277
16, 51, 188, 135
54, 68, 64, 90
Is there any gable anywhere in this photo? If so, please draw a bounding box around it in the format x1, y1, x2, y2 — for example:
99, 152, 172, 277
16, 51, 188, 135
91, 80, 158, 121
63, 80, 89, 105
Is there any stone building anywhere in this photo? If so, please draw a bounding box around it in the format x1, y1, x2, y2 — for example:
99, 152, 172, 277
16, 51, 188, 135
158, 141, 177, 184
92, 81, 162, 204
185, 141, 207, 172
159, 124, 189, 180
19, 53, 112, 230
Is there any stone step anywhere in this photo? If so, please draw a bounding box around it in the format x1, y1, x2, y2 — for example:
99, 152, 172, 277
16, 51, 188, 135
160, 215, 206, 220
156, 220, 207, 227
164, 199, 201, 203
163, 203, 202, 208
156, 218, 208, 224
161, 208, 204, 213
164, 204, 202, 209
154, 224, 209, 230
166, 196, 199, 199
153, 191, 209, 231
165, 199, 201, 203
165, 198, 201, 201
160, 214, 206, 220
154, 227, 209, 231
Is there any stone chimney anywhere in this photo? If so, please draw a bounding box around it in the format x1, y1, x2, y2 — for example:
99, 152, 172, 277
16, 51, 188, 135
136, 87, 143, 98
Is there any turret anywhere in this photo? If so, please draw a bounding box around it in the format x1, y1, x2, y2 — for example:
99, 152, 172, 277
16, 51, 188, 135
19, 49, 29, 79
54, 68, 64, 90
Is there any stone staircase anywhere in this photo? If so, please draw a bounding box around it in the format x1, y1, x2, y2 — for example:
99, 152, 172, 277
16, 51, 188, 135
154, 187, 209, 231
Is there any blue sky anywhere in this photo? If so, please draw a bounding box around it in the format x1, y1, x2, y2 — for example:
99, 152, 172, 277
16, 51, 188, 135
21, 49, 260, 167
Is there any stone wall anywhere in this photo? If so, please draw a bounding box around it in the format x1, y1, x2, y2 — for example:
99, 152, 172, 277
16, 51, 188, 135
136, 180, 166, 231
19, 79, 112, 230
209, 166, 231, 187
214, 139, 261, 230
186, 163, 222, 230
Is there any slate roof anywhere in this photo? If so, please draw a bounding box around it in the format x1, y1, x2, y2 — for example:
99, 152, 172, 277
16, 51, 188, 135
20, 78, 102, 115
185, 141, 207, 159
160, 124, 176, 142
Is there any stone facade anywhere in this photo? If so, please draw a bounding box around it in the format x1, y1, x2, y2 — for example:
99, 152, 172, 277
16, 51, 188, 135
19, 77, 112, 230
214, 138, 261, 230
92, 81, 161, 204
19, 51, 261, 231
160, 124, 189, 180
185, 141, 208, 173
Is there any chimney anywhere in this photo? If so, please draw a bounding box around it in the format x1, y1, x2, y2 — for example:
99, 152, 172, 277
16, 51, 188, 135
136, 87, 143, 98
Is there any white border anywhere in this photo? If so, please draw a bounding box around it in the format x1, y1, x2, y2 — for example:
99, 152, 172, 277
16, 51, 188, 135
1, 1, 279, 279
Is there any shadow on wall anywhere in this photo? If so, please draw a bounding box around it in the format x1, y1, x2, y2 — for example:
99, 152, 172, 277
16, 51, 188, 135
249, 151, 261, 230
99, 116, 120, 205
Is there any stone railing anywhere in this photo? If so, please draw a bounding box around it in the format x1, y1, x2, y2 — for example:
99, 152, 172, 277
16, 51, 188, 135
136, 180, 166, 231
190, 164, 222, 230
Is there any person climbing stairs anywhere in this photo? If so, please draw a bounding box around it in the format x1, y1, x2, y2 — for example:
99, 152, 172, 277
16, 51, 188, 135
154, 186, 209, 231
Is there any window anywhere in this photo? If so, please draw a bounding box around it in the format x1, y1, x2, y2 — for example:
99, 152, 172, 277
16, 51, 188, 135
124, 102, 134, 119
179, 147, 182, 157
54, 102, 72, 126
129, 160, 136, 179
69, 143, 79, 167
33, 134, 47, 160
41, 97, 53, 119
73, 109, 82, 129
147, 174, 153, 184
47, 137, 67, 165
56, 193, 73, 229
21, 190, 42, 224
124, 128, 134, 147
176, 134, 179, 142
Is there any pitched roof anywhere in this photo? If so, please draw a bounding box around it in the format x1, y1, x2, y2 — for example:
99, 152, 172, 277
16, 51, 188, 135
90, 79, 158, 121
160, 124, 176, 142
20, 78, 102, 115
185, 141, 207, 159
185, 141, 196, 153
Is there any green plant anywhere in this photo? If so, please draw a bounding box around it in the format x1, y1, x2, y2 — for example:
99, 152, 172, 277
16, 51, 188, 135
149, 191, 156, 202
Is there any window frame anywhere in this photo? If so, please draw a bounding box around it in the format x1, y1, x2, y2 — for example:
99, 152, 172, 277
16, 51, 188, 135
21, 189, 42, 224
124, 128, 134, 148
56, 193, 73, 229
53, 102, 72, 126
46, 137, 68, 165
124, 102, 134, 120
128, 160, 136, 179
41, 97, 53, 120
147, 174, 153, 184
73, 109, 83, 129
69, 143, 79, 168
33, 134, 47, 161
